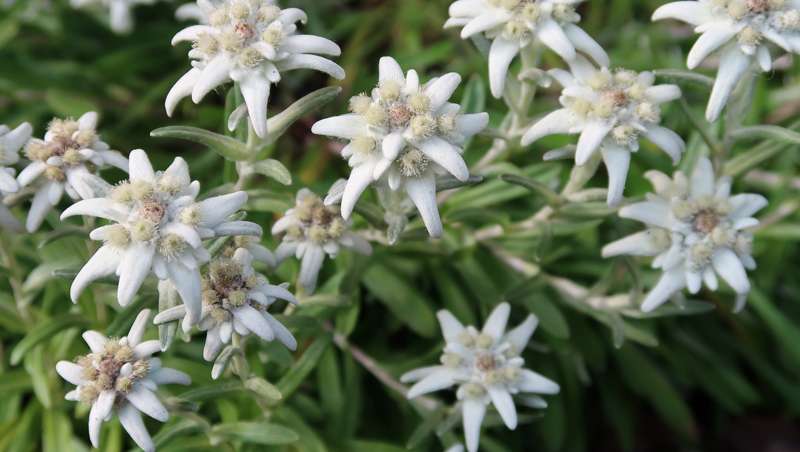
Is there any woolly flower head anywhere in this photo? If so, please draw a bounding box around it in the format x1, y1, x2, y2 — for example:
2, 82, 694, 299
167, 0, 344, 138
522, 57, 685, 205
56, 310, 190, 452
445, 0, 609, 97
272, 189, 372, 293
62, 149, 261, 325
17, 111, 128, 232
653, 0, 800, 121
69, 0, 156, 34
603, 157, 767, 312
402, 303, 559, 452
154, 247, 297, 368
312, 57, 489, 237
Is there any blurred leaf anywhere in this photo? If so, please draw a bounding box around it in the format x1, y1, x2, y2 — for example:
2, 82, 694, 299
251, 159, 292, 185
11, 314, 86, 365
244, 377, 283, 403
210, 421, 298, 445
44, 89, 98, 117
150, 126, 251, 161
262, 86, 342, 146
276, 335, 331, 399
362, 263, 438, 337
501, 173, 563, 205
729, 125, 800, 144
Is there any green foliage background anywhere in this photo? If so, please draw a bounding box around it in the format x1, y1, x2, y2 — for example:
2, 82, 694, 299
1, 0, 800, 451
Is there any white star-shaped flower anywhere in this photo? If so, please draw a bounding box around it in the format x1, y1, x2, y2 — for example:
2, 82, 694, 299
445, 0, 609, 97
69, 0, 156, 34
522, 57, 685, 205
17, 112, 129, 232
166, 0, 345, 138
402, 303, 559, 452
272, 188, 372, 294
0, 122, 32, 229
312, 57, 489, 237
154, 247, 297, 367
56, 309, 191, 452
61, 149, 261, 324
602, 157, 766, 312
653, 0, 800, 121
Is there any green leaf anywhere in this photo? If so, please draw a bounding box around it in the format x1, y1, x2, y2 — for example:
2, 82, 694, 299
251, 159, 292, 185
178, 381, 245, 402
500, 174, 562, 205
262, 86, 342, 146
0, 370, 32, 393
24, 346, 52, 408
723, 141, 783, 177
44, 89, 98, 117
11, 314, 86, 365
210, 421, 298, 445
621, 300, 715, 318
460, 74, 486, 114
749, 288, 800, 369
616, 345, 695, 437
362, 263, 438, 337
150, 126, 251, 161
276, 335, 331, 399
729, 125, 800, 144
558, 202, 617, 219
518, 295, 570, 339
244, 377, 283, 403
652, 69, 714, 87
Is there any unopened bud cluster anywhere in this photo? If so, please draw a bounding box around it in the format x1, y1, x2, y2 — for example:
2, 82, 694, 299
443, 326, 526, 400
283, 192, 347, 245
202, 257, 261, 322
193, 0, 288, 68
566, 68, 661, 147
73, 338, 150, 404
25, 118, 98, 181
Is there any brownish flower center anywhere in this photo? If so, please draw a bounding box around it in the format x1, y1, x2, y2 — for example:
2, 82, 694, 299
388, 103, 413, 127
746, 0, 770, 13
475, 354, 496, 372
693, 210, 719, 234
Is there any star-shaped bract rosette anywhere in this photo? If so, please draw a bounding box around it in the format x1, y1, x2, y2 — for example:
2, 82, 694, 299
62, 149, 261, 325
56, 309, 190, 452
312, 57, 488, 237
522, 56, 685, 205
653, 0, 800, 121
402, 303, 559, 452
167, 0, 344, 138
445, 0, 609, 97
603, 157, 766, 312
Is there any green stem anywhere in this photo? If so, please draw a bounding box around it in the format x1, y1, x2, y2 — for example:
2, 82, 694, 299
679, 97, 722, 158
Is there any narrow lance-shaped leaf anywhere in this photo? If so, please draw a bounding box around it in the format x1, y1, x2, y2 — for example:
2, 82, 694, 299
150, 126, 251, 161
261, 86, 342, 146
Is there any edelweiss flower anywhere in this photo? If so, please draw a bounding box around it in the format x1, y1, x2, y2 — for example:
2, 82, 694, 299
312, 57, 489, 237
445, 0, 609, 97
154, 247, 297, 365
62, 149, 261, 324
56, 309, 191, 452
167, 0, 344, 138
402, 303, 559, 452
653, 0, 800, 121
272, 189, 372, 293
17, 112, 128, 232
602, 157, 766, 312
0, 122, 32, 229
522, 57, 685, 205
70, 0, 156, 34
